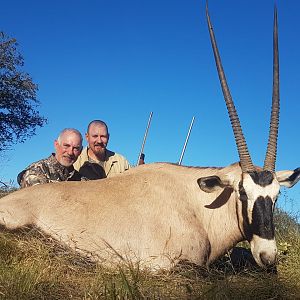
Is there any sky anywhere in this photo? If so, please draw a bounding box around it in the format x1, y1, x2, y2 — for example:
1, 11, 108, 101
1, 0, 299, 215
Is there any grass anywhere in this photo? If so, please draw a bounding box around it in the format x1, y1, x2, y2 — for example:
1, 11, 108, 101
0, 189, 299, 299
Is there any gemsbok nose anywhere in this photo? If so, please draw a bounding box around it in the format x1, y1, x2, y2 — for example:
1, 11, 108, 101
260, 250, 277, 267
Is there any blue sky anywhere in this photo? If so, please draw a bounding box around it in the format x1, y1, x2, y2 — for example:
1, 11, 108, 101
1, 0, 299, 214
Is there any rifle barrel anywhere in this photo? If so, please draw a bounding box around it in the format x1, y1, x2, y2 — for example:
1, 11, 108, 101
178, 116, 195, 165
137, 112, 153, 166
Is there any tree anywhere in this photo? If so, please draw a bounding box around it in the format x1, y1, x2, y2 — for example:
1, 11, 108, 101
0, 31, 46, 151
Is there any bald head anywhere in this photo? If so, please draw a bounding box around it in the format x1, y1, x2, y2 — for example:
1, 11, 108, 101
87, 120, 108, 135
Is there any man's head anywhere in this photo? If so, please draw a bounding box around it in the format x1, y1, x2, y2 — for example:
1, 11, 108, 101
86, 120, 109, 160
54, 128, 83, 167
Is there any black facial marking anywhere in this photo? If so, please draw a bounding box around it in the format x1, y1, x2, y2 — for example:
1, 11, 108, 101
248, 171, 274, 187
238, 181, 248, 202
251, 196, 275, 240
238, 180, 252, 240
238, 178, 275, 241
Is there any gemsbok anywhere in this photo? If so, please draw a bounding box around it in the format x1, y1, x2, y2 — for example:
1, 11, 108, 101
0, 6, 299, 270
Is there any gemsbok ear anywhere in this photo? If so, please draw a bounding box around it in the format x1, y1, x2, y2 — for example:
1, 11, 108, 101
197, 176, 231, 193
276, 167, 300, 188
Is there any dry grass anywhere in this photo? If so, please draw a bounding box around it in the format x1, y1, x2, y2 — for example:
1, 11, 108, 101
0, 189, 299, 299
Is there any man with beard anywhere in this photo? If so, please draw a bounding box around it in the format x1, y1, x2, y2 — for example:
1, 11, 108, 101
17, 128, 85, 188
74, 120, 132, 179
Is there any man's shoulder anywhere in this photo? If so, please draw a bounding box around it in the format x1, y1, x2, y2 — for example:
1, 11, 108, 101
24, 155, 53, 170
17, 154, 54, 186
106, 149, 128, 163
105, 149, 131, 173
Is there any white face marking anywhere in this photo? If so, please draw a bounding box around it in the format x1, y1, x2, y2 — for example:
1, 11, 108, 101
241, 173, 280, 224
250, 234, 277, 267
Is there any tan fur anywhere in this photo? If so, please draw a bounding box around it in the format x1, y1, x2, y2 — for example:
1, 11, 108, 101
0, 162, 297, 269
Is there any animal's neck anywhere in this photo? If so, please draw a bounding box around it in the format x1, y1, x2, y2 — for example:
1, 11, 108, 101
203, 190, 244, 263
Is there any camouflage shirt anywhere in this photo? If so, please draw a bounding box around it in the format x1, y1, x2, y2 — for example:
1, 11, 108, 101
17, 154, 85, 188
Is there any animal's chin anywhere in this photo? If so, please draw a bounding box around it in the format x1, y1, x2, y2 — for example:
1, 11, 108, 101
250, 238, 277, 268
253, 256, 277, 271
252, 254, 265, 268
